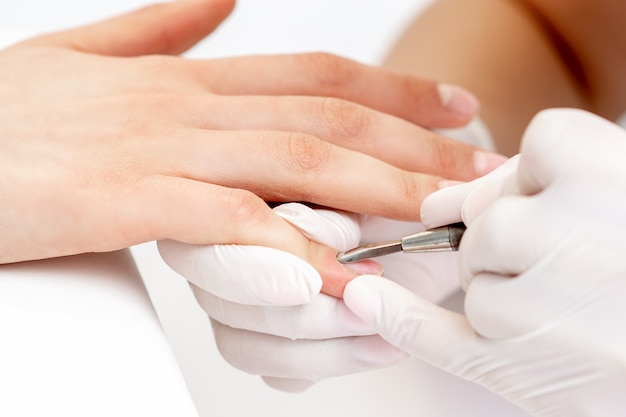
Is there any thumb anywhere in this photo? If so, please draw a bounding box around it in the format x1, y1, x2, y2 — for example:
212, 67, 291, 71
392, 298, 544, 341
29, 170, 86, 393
18, 0, 235, 56
133, 178, 364, 299
343, 275, 481, 375
420, 155, 520, 228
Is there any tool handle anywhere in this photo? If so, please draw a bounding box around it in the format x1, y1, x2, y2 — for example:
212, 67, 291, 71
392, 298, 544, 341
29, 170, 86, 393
401, 222, 466, 252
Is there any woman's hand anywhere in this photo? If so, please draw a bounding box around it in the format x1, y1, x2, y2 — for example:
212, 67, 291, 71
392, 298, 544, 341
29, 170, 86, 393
0, 0, 504, 295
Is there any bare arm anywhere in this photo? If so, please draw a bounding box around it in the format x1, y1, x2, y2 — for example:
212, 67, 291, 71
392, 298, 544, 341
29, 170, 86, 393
385, 0, 626, 155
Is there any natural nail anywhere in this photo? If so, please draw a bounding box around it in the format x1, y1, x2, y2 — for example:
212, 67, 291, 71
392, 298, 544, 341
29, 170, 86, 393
345, 260, 384, 276
474, 150, 509, 176
437, 83, 480, 118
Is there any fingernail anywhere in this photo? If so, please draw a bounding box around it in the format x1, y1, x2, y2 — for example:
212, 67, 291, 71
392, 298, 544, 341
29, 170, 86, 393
345, 260, 384, 276
437, 83, 480, 118
474, 151, 509, 176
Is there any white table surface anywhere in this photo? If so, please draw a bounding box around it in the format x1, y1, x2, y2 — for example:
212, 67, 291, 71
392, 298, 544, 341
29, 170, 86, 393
0, 251, 198, 417
1, 2, 531, 416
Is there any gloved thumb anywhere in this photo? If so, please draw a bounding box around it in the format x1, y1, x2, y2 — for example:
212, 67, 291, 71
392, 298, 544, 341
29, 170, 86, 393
343, 275, 480, 375
420, 156, 520, 228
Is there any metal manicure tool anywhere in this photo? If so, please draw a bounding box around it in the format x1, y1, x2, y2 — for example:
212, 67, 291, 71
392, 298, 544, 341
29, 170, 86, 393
336, 222, 466, 263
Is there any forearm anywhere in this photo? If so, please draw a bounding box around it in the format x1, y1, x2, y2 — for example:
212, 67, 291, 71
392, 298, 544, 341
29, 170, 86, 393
384, 0, 589, 155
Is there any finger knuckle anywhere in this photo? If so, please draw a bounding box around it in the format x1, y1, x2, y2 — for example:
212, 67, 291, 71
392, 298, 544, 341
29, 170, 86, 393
399, 171, 423, 206
301, 52, 357, 88
283, 132, 331, 174
113, 92, 181, 138
433, 136, 458, 176
318, 97, 370, 143
136, 54, 185, 80
229, 189, 273, 226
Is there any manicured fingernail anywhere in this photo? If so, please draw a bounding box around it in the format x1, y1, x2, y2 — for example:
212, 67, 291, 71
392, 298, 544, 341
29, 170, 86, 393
474, 150, 509, 176
345, 260, 384, 276
437, 83, 480, 118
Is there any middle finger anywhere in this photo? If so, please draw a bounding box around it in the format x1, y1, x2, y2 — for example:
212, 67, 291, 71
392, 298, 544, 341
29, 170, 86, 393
171, 94, 503, 181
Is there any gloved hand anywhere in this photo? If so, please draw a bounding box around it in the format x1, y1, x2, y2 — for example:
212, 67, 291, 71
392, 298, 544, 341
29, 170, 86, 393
344, 108, 626, 416
158, 119, 495, 390
159, 205, 464, 391
159, 203, 411, 391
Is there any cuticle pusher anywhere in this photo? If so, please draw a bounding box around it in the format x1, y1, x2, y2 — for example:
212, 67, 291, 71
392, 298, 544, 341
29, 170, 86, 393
336, 222, 466, 264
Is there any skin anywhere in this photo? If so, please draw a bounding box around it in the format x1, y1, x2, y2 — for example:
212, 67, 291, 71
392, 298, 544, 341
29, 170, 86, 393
385, 0, 626, 156
0, 0, 506, 297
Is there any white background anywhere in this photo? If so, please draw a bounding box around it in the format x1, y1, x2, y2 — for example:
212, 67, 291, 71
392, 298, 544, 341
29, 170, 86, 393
0, 1, 530, 416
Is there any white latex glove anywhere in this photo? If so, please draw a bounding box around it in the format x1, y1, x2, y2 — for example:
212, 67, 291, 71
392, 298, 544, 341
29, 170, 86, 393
159, 203, 409, 390
158, 119, 494, 390
344, 108, 626, 416
158, 207, 461, 391
159, 203, 406, 390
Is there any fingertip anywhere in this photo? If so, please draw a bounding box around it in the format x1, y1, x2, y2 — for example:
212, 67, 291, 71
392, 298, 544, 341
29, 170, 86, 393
437, 83, 480, 122
460, 165, 518, 226
343, 275, 385, 323
419, 183, 467, 228
473, 151, 509, 177
520, 108, 571, 163
399, 78, 479, 128
460, 183, 493, 226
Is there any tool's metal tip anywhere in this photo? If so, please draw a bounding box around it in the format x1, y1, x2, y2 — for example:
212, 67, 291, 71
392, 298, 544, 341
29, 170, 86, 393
336, 240, 402, 263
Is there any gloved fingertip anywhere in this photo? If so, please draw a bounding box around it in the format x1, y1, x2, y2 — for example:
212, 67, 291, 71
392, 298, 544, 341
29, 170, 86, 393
420, 184, 466, 228
460, 183, 491, 226
272, 202, 313, 222
261, 376, 315, 393
342, 275, 384, 325
273, 203, 361, 250
315, 209, 362, 250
